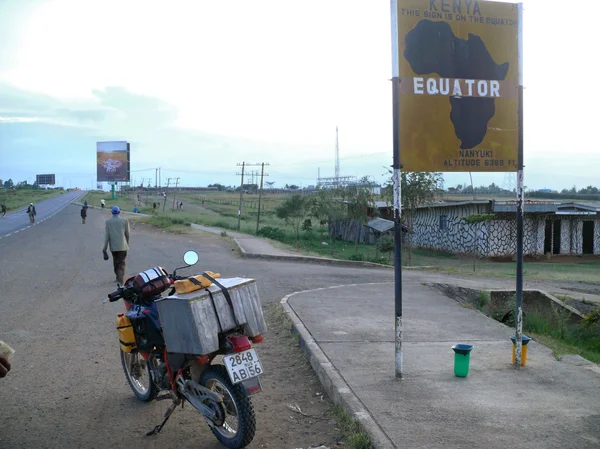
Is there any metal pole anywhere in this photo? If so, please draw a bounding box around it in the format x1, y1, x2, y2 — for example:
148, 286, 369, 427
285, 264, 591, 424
256, 163, 265, 233
172, 178, 179, 210
515, 2, 524, 369
390, 0, 403, 379
237, 162, 245, 230
163, 178, 170, 212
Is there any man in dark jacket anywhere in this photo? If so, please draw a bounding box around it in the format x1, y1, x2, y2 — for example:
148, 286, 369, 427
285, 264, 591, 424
81, 205, 87, 224
102, 206, 130, 285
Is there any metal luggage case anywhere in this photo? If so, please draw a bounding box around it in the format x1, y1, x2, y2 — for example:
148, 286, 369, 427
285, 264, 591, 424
155, 277, 266, 355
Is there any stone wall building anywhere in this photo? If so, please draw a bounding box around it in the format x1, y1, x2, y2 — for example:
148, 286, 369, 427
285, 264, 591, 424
409, 200, 600, 258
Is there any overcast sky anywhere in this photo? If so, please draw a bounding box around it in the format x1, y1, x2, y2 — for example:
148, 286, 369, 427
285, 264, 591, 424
0, 0, 598, 191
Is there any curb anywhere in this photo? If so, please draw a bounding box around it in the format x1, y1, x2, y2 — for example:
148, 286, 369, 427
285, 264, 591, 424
281, 284, 396, 449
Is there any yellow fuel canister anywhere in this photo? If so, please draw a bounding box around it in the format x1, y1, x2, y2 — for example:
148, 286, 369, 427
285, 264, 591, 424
174, 271, 221, 294
116, 313, 137, 353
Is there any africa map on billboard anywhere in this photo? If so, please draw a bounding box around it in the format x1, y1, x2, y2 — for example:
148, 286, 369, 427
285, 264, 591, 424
97, 141, 130, 182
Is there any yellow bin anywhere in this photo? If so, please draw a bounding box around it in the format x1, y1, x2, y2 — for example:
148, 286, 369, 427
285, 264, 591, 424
510, 335, 532, 366
116, 313, 137, 353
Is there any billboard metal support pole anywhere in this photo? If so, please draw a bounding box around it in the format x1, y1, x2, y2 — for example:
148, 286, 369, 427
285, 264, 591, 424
256, 163, 265, 233
390, 0, 403, 379
515, 2, 524, 369
111, 183, 116, 200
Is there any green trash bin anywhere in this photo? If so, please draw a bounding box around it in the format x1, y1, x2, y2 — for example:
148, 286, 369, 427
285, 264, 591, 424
452, 344, 474, 377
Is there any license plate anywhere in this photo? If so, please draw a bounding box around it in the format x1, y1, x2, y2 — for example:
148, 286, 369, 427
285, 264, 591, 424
224, 349, 264, 384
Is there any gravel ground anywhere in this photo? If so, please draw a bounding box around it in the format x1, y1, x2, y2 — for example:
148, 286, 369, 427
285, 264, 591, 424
0, 205, 393, 449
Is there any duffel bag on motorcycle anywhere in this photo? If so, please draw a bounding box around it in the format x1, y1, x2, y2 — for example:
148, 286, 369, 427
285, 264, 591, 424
173, 271, 221, 294
133, 267, 172, 300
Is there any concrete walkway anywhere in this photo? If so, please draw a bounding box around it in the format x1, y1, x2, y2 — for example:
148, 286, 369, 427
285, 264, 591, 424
190, 223, 394, 268
283, 281, 600, 449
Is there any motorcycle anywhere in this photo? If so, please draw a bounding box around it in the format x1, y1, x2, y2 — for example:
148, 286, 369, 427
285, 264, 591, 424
105, 250, 265, 449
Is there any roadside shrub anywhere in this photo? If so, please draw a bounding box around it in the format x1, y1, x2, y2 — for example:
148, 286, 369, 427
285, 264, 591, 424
348, 253, 364, 261
257, 226, 287, 243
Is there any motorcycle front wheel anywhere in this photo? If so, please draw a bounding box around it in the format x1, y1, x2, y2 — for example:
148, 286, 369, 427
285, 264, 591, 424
199, 365, 256, 449
120, 349, 158, 402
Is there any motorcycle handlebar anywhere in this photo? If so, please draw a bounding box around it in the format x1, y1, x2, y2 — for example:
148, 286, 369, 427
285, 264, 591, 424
107, 289, 123, 302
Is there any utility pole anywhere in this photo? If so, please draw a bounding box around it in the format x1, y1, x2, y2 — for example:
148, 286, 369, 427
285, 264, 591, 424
171, 177, 180, 210
163, 178, 171, 212
155, 169, 158, 191
237, 162, 270, 229
236, 163, 246, 230
159, 168, 161, 191
256, 163, 270, 232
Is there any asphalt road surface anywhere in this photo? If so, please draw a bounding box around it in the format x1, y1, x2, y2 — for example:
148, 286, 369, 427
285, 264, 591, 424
0, 190, 85, 239
0, 204, 393, 449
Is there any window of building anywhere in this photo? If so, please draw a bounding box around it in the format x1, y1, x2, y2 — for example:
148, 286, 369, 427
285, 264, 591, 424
439, 215, 448, 231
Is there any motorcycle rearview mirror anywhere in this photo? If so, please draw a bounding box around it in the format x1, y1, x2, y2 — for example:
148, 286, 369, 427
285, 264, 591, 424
183, 250, 199, 266
173, 250, 199, 278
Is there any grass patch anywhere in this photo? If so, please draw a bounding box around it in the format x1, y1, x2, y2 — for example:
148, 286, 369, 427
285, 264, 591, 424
1, 189, 64, 211
486, 296, 600, 364
332, 406, 373, 449
81, 190, 141, 213
523, 312, 600, 363
142, 215, 193, 231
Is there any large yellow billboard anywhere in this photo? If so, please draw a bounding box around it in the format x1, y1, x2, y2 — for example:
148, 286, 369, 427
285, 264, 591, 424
397, 0, 519, 172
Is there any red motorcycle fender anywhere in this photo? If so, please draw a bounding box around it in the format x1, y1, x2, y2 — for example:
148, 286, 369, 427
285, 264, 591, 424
240, 376, 263, 396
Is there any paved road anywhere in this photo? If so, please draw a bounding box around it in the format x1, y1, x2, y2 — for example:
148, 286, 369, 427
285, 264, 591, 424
0, 205, 394, 449
0, 190, 85, 238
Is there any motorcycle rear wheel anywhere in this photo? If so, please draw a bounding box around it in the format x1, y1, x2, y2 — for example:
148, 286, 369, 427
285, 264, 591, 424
120, 349, 158, 402
199, 365, 256, 449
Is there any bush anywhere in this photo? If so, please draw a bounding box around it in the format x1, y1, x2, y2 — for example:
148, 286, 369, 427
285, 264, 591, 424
348, 253, 364, 261
256, 226, 288, 243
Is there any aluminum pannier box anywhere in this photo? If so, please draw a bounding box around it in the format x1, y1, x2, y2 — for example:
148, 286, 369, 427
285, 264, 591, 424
155, 277, 266, 355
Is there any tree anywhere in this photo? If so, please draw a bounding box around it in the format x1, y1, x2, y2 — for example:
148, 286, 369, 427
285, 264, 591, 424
208, 183, 227, 191
311, 187, 345, 243
376, 235, 395, 263
275, 194, 313, 242
383, 170, 444, 266
4, 179, 14, 189
342, 176, 378, 253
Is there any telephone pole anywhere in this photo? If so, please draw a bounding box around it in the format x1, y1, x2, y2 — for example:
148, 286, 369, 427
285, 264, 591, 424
163, 178, 171, 212
256, 163, 270, 232
171, 177, 180, 210
236, 163, 246, 230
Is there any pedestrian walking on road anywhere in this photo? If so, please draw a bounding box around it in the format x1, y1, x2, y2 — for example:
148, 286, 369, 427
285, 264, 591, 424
27, 203, 36, 225
101, 199, 105, 209
80, 205, 87, 224
179, 201, 183, 210
102, 206, 130, 286
1, 204, 6, 217
152, 202, 157, 211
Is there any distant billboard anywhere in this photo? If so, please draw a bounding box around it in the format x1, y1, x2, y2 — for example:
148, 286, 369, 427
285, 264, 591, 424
97, 141, 130, 182
36, 174, 56, 185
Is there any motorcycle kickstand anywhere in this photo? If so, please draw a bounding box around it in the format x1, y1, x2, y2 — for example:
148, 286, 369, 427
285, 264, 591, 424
146, 398, 182, 436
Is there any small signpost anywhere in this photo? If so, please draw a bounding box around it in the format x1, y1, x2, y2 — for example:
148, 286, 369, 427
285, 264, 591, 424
390, 0, 523, 377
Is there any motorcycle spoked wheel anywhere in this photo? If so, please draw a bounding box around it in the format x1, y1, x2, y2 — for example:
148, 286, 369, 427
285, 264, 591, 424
120, 349, 158, 402
199, 365, 256, 449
